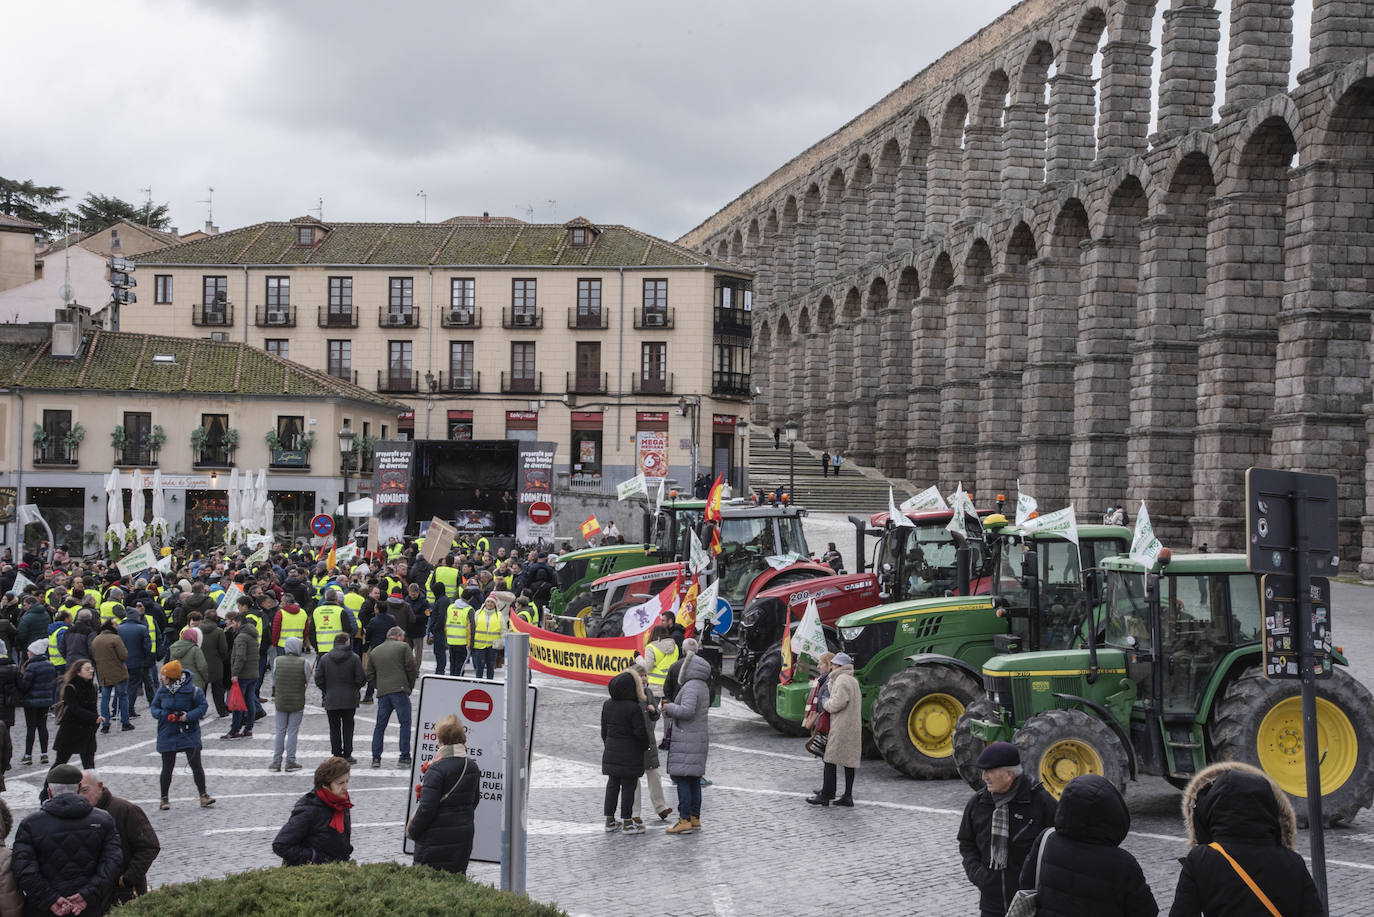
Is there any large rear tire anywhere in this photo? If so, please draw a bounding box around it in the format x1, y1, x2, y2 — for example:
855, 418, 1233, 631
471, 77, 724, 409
1211, 666, 1374, 827
953, 697, 997, 789
590, 608, 626, 640
561, 591, 595, 637
1014, 708, 1128, 799
753, 643, 808, 737
871, 665, 981, 779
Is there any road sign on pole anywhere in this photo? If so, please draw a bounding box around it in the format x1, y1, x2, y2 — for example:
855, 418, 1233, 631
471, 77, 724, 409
501, 633, 531, 893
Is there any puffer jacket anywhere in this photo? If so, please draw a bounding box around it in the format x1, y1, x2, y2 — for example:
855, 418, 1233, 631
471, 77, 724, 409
273, 791, 353, 866
90, 629, 128, 686
16, 607, 51, 652
176, 592, 215, 629
664, 654, 711, 777
315, 645, 366, 710
408, 750, 480, 873
1169, 762, 1322, 917
822, 663, 862, 769
601, 671, 648, 778
11, 793, 123, 917
0, 655, 20, 726
957, 772, 1058, 917
62, 621, 96, 666
168, 639, 210, 690
18, 656, 58, 708
1019, 774, 1157, 917
150, 671, 208, 753
641, 681, 661, 771
271, 649, 310, 714
198, 620, 229, 682
229, 623, 259, 679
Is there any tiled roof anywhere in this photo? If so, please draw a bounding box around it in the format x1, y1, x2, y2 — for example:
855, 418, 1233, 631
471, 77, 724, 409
0, 330, 405, 409
129, 219, 737, 270
0, 213, 43, 231
38, 219, 179, 255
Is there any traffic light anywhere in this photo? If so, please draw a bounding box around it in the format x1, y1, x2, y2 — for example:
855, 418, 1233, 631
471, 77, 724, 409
109, 257, 136, 304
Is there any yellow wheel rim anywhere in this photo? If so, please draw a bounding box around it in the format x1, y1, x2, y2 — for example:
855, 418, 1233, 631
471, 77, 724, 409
907, 693, 965, 758
1038, 740, 1103, 797
1257, 696, 1358, 798
571, 605, 595, 638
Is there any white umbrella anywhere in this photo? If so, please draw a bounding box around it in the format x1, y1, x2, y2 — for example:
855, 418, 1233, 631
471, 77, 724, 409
344, 496, 373, 516
238, 469, 257, 539
226, 468, 241, 545
128, 469, 146, 542
105, 469, 126, 552
262, 488, 276, 543
150, 468, 167, 545
254, 469, 269, 535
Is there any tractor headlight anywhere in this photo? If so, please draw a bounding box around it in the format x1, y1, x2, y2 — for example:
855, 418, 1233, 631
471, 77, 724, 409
741, 605, 761, 628
841, 626, 865, 641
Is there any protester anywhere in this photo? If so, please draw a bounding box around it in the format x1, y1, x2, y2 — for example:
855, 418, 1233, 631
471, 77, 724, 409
62, 611, 96, 669
270, 637, 311, 773
629, 662, 671, 823
365, 626, 417, 769
440, 592, 473, 678
52, 660, 101, 769
1017, 774, 1157, 916
11, 763, 122, 917
0, 800, 20, 915
360, 596, 399, 705
957, 741, 1058, 917
1170, 762, 1322, 917
407, 714, 481, 874
168, 627, 209, 691
223, 610, 259, 740
808, 651, 861, 807
116, 608, 153, 718
273, 756, 354, 866
78, 770, 161, 905
404, 582, 429, 660
315, 634, 366, 764
91, 619, 132, 734
150, 660, 214, 811
195, 610, 230, 718
663, 652, 711, 835
0, 649, 17, 791
470, 597, 501, 679
601, 670, 649, 834
18, 640, 56, 766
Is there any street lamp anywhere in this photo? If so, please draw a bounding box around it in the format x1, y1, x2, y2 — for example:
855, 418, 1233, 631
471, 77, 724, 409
736, 419, 749, 496
783, 419, 798, 500
338, 424, 356, 532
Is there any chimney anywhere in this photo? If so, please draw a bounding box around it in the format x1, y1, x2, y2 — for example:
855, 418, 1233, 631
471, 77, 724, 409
482, 212, 490, 224
170, 226, 179, 238
205, 220, 219, 235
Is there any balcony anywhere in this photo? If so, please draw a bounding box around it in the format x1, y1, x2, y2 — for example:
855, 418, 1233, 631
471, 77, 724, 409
634, 307, 675, 330
115, 446, 158, 467
33, 444, 76, 466
442, 370, 481, 394
377, 370, 420, 393
502, 307, 543, 330
317, 306, 358, 328
567, 308, 608, 330
326, 367, 358, 385
501, 370, 542, 394
712, 370, 752, 397
566, 371, 608, 395
441, 307, 482, 329
378, 306, 419, 329
342, 454, 376, 476
632, 372, 674, 395
713, 306, 752, 335
270, 449, 311, 470
192, 447, 233, 469
255, 304, 297, 328
192, 303, 234, 327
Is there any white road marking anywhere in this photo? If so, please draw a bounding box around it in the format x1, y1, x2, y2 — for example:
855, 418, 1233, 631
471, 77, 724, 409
711, 742, 813, 763
710, 883, 737, 917
205, 820, 404, 836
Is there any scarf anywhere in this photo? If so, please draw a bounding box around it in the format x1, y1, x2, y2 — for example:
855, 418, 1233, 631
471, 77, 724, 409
988, 780, 1019, 870
315, 787, 353, 834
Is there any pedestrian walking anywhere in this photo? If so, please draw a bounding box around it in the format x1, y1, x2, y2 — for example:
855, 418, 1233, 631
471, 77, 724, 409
365, 626, 417, 769
831, 452, 843, 475
773, 426, 781, 449
0, 800, 21, 915
168, 627, 209, 692
11, 763, 122, 917
78, 770, 161, 905
315, 634, 365, 763
61, 610, 96, 669
273, 756, 353, 866
52, 660, 101, 769
18, 640, 56, 766
470, 597, 501, 680
269, 637, 311, 773
426, 581, 451, 675
222, 610, 260, 740
807, 651, 861, 806
90, 619, 132, 734
195, 610, 230, 718
1016, 774, 1157, 917
821, 451, 831, 477
601, 670, 649, 834
663, 652, 711, 835
1169, 761, 1322, 917
150, 660, 214, 811
957, 741, 1057, 917
407, 713, 481, 873
630, 662, 672, 822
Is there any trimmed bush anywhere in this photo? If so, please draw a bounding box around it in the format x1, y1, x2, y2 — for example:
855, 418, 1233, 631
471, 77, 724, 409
114, 862, 568, 917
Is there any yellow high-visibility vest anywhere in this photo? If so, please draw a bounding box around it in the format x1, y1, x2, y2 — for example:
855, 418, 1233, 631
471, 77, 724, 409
277, 608, 308, 648
312, 604, 344, 651
428, 566, 460, 602
472, 609, 501, 649
47, 625, 68, 666
146, 620, 158, 655
311, 574, 330, 600
648, 643, 680, 688
342, 592, 365, 615
386, 543, 404, 560
445, 604, 471, 645
245, 612, 264, 640
99, 600, 123, 624
476, 537, 490, 554
514, 605, 535, 625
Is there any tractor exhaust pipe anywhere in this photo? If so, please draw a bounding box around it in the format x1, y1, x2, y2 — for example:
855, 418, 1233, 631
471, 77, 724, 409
847, 514, 868, 573
955, 545, 972, 597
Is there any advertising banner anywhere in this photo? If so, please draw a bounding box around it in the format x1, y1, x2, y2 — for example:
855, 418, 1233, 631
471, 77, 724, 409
636, 431, 668, 486
371, 440, 415, 544
508, 613, 644, 685
515, 440, 556, 545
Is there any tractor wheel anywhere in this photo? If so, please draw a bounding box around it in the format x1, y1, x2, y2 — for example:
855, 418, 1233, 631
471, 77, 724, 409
562, 591, 596, 638
1211, 666, 1374, 827
953, 697, 997, 790
752, 643, 809, 737
591, 608, 626, 640
871, 665, 981, 779
732, 654, 760, 713
862, 724, 881, 760
1014, 708, 1128, 799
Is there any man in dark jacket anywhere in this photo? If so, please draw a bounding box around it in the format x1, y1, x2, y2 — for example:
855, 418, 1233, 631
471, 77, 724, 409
364, 626, 417, 768
16, 602, 51, 654
360, 597, 400, 705
12, 764, 123, 916
78, 770, 161, 905
194, 610, 230, 718
315, 634, 366, 763
957, 741, 1057, 917
223, 611, 260, 739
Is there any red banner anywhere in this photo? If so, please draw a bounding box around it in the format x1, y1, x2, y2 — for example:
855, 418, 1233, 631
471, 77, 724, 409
508, 613, 646, 685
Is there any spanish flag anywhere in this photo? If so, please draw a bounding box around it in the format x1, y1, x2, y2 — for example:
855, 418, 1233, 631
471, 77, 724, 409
704, 474, 724, 523
709, 524, 722, 556
676, 575, 700, 638
326, 543, 337, 572
580, 515, 601, 542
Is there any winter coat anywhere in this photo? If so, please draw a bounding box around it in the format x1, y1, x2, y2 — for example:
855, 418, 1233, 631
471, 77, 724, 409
364, 611, 397, 650
957, 773, 1058, 917
365, 639, 418, 697
663, 654, 711, 778
408, 751, 480, 873
11, 793, 122, 917
53, 678, 99, 758
117, 620, 152, 671
1169, 762, 1322, 917
272, 791, 353, 866
405, 596, 429, 640
0, 656, 19, 726
822, 664, 862, 769
641, 682, 662, 771
197, 621, 229, 683
16, 608, 50, 652
271, 652, 310, 714
600, 671, 649, 779
90, 630, 128, 687
0, 846, 22, 917
18, 656, 58, 709
168, 639, 210, 690
228, 623, 260, 680
315, 645, 366, 710
1019, 774, 1157, 917
151, 671, 208, 753
94, 787, 160, 901
62, 622, 95, 666
177, 592, 215, 629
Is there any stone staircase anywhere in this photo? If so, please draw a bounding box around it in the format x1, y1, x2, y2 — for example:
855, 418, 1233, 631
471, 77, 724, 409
745, 431, 911, 514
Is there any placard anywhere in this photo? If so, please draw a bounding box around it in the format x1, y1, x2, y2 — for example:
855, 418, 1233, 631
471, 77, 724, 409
422, 517, 456, 566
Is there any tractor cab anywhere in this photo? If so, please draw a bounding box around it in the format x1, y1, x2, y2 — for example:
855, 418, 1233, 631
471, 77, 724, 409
866, 510, 993, 601
669, 503, 818, 610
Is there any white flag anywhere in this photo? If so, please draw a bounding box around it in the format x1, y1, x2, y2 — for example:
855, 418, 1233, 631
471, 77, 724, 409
889, 487, 915, 527
654, 481, 665, 515
215, 584, 244, 619
336, 542, 359, 566
764, 552, 803, 570
1129, 500, 1163, 569
246, 542, 270, 565
790, 599, 828, 661
116, 542, 158, 576
1022, 505, 1079, 545
17, 504, 43, 527
155, 553, 174, 575
695, 578, 719, 627
946, 482, 971, 539
1015, 481, 1037, 527
901, 485, 949, 514
621, 577, 679, 637
689, 530, 711, 575
616, 474, 648, 501
7, 571, 34, 596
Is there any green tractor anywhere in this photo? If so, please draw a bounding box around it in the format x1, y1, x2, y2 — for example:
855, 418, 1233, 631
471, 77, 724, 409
778, 518, 1131, 779
958, 552, 1374, 825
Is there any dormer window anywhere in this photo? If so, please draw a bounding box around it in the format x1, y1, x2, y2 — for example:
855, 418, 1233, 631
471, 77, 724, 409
296, 226, 315, 246
570, 227, 588, 246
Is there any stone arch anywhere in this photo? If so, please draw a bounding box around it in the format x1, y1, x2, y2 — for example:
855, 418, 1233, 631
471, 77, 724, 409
1224, 94, 1302, 191
870, 137, 902, 258
762, 208, 781, 307
1161, 132, 1224, 203
754, 319, 774, 423
977, 221, 1038, 492
943, 239, 994, 485
872, 267, 916, 475
814, 168, 847, 278
794, 183, 822, 295
901, 117, 932, 244
715, 239, 729, 260
1090, 157, 1153, 235
908, 252, 953, 482
1009, 38, 1056, 193
1316, 65, 1374, 161
828, 286, 866, 450
745, 218, 760, 257
928, 96, 969, 233
1048, 5, 1107, 178
730, 228, 744, 261
842, 154, 873, 276
964, 70, 1010, 220
775, 312, 797, 422
781, 195, 801, 300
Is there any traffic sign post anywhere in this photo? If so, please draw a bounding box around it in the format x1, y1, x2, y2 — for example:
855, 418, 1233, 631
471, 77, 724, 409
1246, 467, 1339, 916
528, 501, 552, 527
310, 513, 335, 539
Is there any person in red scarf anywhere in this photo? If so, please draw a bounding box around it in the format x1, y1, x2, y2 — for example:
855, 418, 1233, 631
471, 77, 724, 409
272, 757, 354, 866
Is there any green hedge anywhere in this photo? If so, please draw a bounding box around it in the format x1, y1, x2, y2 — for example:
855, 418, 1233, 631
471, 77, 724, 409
114, 862, 568, 917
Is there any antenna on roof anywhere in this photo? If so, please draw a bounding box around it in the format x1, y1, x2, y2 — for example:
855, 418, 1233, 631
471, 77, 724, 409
310, 197, 324, 221
546, 199, 557, 222
518, 204, 534, 222
139, 187, 153, 226
416, 190, 427, 223
198, 187, 217, 234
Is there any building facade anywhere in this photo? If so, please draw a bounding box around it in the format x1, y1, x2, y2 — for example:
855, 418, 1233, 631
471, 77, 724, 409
122, 216, 754, 495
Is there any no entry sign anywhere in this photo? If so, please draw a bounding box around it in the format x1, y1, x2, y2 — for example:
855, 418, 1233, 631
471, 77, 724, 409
528, 501, 553, 526
460, 687, 495, 722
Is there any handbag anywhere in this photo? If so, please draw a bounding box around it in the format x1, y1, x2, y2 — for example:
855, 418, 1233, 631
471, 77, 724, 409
407, 757, 470, 840
804, 731, 828, 757
815, 710, 831, 735
659, 722, 672, 751
226, 681, 247, 713
52, 701, 66, 725
1005, 828, 1054, 917
1208, 842, 1283, 917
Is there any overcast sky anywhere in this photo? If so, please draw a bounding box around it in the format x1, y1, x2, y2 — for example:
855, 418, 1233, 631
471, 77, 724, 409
8, 0, 1307, 243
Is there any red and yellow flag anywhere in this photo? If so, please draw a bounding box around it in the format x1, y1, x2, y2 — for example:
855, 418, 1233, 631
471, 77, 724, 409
780, 604, 794, 683
704, 474, 724, 522
580, 515, 601, 542
709, 525, 722, 556
676, 575, 700, 638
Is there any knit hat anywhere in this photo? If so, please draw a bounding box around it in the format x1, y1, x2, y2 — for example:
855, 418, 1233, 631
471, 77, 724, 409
832, 652, 854, 667
27, 640, 46, 657
975, 741, 1020, 770
161, 660, 183, 680
46, 763, 82, 787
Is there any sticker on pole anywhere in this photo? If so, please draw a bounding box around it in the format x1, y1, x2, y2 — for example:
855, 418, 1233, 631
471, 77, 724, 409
310, 513, 335, 538
528, 501, 553, 526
